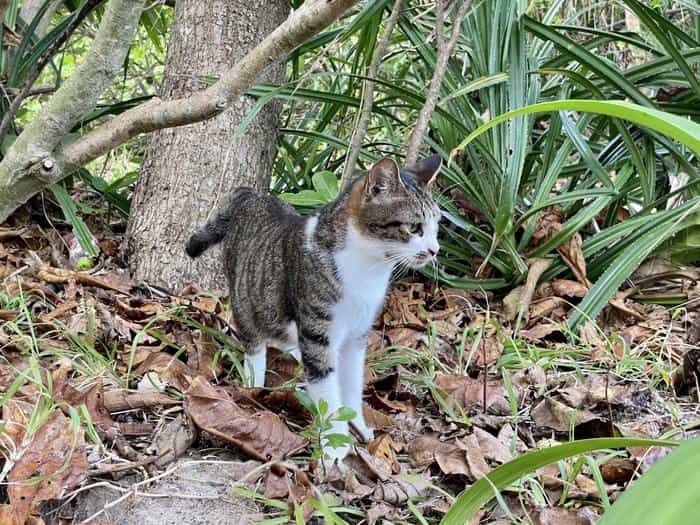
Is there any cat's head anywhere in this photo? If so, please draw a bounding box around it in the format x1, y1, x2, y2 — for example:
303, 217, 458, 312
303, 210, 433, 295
349, 155, 442, 269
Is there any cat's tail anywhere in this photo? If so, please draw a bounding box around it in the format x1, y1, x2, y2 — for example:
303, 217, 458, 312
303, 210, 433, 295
185, 197, 236, 258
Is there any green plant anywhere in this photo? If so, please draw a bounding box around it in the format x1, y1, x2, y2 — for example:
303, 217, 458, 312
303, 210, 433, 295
247, 0, 699, 328
295, 391, 356, 461
597, 436, 700, 525
441, 437, 678, 525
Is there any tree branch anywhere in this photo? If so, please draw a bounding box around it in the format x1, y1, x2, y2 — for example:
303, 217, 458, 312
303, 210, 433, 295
404, 0, 473, 165
60, 0, 361, 171
0, 0, 103, 143
340, 0, 403, 189
0, 0, 362, 222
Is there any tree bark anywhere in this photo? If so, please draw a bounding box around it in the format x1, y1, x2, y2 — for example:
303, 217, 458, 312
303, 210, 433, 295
127, 0, 288, 291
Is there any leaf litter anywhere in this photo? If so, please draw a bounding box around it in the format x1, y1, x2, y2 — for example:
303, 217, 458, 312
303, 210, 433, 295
0, 205, 698, 523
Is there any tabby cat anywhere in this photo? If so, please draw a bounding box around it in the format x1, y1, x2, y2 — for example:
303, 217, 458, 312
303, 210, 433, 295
186, 155, 442, 460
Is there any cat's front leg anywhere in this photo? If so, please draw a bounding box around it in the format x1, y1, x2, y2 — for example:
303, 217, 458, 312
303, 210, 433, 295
339, 335, 373, 442
300, 332, 350, 461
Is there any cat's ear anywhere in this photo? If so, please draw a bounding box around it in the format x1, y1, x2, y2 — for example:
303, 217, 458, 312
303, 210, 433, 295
406, 154, 442, 189
365, 158, 402, 197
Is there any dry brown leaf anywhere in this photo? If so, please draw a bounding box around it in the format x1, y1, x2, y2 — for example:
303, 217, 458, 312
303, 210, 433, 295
367, 434, 401, 474
185, 376, 306, 461
434, 443, 470, 477
134, 351, 196, 391
385, 327, 427, 348
363, 403, 395, 431
519, 323, 563, 342
551, 279, 589, 298
372, 475, 430, 505
8, 410, 88, 524
600, 457, 636, 484
434, 374, 509, 415
472, 427, 512, 463
531, 397, 598, 432
459, 434, 491, 479
366, 503, 398, 525
149, 414, 197, 467
503, 258, 552, 321
534, 507, 597, 525
530, 297, 569, 320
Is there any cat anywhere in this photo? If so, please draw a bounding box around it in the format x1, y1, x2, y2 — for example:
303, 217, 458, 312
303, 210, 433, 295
186, 154, 442, 460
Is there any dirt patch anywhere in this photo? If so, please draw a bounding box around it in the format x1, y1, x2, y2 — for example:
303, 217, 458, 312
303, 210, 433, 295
46, 455, 259, 524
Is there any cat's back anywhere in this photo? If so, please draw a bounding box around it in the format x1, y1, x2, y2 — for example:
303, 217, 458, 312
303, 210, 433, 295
230, 187, 301, 223
222, 188, 304, 268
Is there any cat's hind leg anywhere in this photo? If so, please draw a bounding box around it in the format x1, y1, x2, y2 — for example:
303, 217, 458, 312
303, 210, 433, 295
244, 342, 267, 388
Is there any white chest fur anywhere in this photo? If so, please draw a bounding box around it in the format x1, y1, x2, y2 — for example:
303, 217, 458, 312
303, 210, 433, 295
330, 224, 393, 347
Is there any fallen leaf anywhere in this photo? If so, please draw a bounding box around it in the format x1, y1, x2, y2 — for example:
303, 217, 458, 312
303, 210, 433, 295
366, 503, 397, 525
148, 414, 198, 467
8, 410, 88, 524
434, 374, 510, 415
503, 258, 552, 321
434, 443, 470, 476
367, 434, 401, 474
363, 403, 395, 431
185, 376, 306, 461
459, 434, 491, 479
385, 327, 427, 348
472, 427, 512, 463
600, 457, 637, 484
531, 397, 598, 432
372, 475, 430, 505
551, 279, 589, 298
534, 507, 597, 525
134, 352, 196, 392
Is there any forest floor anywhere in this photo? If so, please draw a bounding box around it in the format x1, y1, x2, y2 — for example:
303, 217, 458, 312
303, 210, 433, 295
0, 202, 698, 525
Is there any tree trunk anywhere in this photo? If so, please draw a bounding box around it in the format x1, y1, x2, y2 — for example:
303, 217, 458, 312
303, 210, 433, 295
127, 0, 288, 291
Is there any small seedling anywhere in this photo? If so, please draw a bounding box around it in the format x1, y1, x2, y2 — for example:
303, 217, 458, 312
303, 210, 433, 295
295, 391, 356, 460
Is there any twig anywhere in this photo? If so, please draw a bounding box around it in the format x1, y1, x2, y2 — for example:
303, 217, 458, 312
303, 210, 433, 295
405, 0, 473, 165
340, 0, 403, 189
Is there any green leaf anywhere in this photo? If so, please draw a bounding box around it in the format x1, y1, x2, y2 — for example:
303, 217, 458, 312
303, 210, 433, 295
442, 438, 678, 525
454, 100, 700, 154
311, 170, 339, 201
324, 433, 353, 450
280, 189, 327, 207
568, 198, 700, 329
598, 437, 700, 525
333, 407, 357, 422
50, 183, 99, 258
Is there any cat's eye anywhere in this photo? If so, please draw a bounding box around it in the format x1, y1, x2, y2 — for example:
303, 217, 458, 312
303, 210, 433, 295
407, 223, 423, 235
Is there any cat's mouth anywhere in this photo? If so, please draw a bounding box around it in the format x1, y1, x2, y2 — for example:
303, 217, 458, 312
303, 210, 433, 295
400, 252, 438, 269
